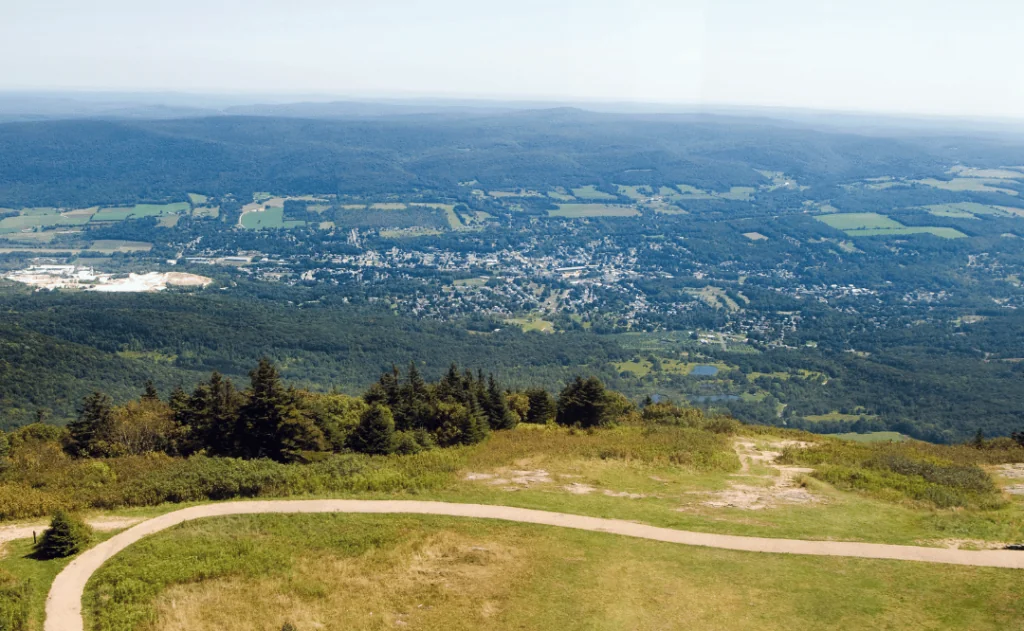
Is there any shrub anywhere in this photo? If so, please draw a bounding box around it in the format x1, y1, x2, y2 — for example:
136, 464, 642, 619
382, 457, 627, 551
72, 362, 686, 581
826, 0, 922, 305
36, 510, 92, 559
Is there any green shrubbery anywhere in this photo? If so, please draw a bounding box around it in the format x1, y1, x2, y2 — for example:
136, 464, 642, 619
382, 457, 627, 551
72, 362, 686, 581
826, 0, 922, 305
35, 511, 92, 559
778, 439, 1015, 509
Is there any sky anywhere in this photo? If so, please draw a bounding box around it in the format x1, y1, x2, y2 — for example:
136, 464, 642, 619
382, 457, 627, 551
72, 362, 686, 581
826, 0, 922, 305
2, 0, 1022, 119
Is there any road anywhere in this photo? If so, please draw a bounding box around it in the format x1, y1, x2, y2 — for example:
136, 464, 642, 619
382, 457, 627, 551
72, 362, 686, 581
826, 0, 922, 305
44, 499, 1024, 631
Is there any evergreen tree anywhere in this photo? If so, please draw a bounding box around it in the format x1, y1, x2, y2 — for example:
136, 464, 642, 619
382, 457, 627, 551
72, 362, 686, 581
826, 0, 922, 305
66, 392, 115, 457
348, 404, 396, 455
35, 511, 92, 559
556, 377, 612, 428
236, 359, 325, 461
484, 375, 517, 430
141, 380, 160, 401
524, 388, 556, 424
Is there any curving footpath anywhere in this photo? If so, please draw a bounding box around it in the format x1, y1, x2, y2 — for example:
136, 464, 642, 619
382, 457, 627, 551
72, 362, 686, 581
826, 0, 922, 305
45, 499, 1024, 631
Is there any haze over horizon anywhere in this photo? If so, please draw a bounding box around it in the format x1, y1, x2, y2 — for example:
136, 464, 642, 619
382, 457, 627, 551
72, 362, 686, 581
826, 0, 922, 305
3, 0, 1023, 120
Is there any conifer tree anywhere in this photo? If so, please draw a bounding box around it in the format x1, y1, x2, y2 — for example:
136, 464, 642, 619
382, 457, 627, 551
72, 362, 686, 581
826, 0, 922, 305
485, 375, 517, 430
556, 376, 612, 428
524, 388, 556, 424
35, 511, 92, 559
348, 404, 396, 454
236, 359, 324, 461
66, 392, 116, 457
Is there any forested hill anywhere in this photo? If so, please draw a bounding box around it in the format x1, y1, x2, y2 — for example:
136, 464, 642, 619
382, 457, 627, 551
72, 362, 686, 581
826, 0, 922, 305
2, 111, 1022, 208
1, 285, 1022, 443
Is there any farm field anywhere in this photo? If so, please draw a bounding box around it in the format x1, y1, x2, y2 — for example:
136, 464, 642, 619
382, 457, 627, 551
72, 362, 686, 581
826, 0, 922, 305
817, 213, 967, 239
833, 431, 909, 443
571, 185, 617, 200
549, 204, 639, 218
82, 513, 1024, 631
924, 202, 1011, 218
915, 178, 1020, 196
240, 205, 304, 230
845, 227, 967, 239
507, 316, 555, 333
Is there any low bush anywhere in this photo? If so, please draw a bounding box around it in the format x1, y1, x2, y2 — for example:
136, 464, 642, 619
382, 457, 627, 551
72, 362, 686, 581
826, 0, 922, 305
779, 439, 1008, 509
35, 511, 92, 559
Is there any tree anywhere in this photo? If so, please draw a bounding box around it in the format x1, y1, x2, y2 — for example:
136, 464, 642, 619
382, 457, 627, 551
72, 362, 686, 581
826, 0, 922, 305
35, 511, 92, 559
433, 401, 487, 447
141, 380, 160, 401
348, 404, 396, 455
484, 375, 517, 430
66, 392, 116, 457
556, 377, 613, 428
1013, 430, 1024, 448
524, 388, 556, 424
236, 359, 325, 461
109, 398, 176, 455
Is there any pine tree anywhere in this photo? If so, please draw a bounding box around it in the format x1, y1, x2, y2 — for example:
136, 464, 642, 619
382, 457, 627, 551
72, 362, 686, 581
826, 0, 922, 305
348, 404, 396, 455
66, 392, 116, 457
35, 511, 92, 559
556, 376, 611, 428
524, 388, 556, 424
484, 375, 517, 430
237, 359, 324, 461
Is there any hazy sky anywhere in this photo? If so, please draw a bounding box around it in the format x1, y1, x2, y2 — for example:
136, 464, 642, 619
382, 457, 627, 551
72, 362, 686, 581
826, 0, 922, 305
3, 0, 1022, 118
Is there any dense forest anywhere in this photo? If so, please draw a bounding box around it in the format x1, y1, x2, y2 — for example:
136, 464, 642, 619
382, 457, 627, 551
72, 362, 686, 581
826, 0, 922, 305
1, 111, 1023, 208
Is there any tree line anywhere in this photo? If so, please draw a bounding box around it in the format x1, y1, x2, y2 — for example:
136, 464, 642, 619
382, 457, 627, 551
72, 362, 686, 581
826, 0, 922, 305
57, 359, 632, 463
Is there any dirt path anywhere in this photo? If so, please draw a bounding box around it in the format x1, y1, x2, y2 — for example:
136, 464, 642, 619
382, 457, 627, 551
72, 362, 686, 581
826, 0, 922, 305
701, 438, 816, 510
44, 499, 1024, 631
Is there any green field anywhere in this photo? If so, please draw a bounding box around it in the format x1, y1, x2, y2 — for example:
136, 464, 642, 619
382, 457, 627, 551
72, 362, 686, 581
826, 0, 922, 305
187, 193, 209, 205
617, 185, 652, 200
193, 206, 220, 218
91, 207, 135, 221
89, 240, 153, 253
817, 213, 966, 239
549, 204, 639, 218
507, 316, 555, 333
915, 178, 1020, 196
833, 431, 909, 443
845, 227, 967, 239
240, 206, 304, 230
924, 202, 1010, 218
817, 213, 903, 230
0, 210, 91, 231
546, 191, 576, 201
80, 513, 1024, 631
571, 185, 617, 200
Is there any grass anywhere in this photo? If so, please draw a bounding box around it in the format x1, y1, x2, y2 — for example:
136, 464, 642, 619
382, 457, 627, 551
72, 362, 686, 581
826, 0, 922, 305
817, 213, 903, 230
549, 204, 638, 218
817, 213, 967, 239
845, 227, 967, 239
506, 316, 554, 333
834, 432, 908, 443
924, 202, 1008, 218
546, 191, 575, 201
240, 206, 304, 230
192, 206, 219, 218
675, 185, 754, 200
916, 178, 1020, 196
83, 513, 1024, 631
369, 203, 407, 210
187, 193, 208, 205
88, 240, 153, 253
570, 185, 617, 201
742, 232, 768, 241
0, 213, 90, 231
